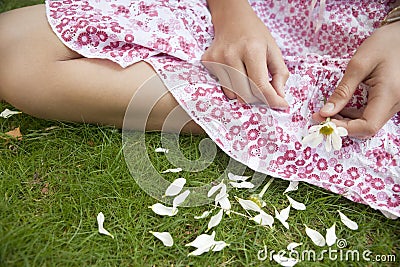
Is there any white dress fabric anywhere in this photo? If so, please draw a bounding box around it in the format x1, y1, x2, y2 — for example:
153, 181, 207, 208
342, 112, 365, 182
46, 0, 400, 217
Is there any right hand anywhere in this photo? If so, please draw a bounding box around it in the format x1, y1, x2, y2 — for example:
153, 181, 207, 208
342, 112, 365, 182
202, 0, 289, 108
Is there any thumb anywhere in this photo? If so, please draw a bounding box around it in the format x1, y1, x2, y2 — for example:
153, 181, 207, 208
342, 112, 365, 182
320, 59, 372, 117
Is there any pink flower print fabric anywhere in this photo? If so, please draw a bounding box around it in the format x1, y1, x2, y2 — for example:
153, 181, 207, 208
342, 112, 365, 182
46, 0, 400, 217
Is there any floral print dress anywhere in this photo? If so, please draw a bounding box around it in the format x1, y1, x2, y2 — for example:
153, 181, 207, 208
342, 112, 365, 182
45, 0, 400, 217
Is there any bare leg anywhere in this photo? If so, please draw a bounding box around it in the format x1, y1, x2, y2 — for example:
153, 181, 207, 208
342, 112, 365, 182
0, 5, 203, 133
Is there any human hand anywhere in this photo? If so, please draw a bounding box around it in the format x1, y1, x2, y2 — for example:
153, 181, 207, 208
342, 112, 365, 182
313, 21, 400, 138
202, 0, 289, 108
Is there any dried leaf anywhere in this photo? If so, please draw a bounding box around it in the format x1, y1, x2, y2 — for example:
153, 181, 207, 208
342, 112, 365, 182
235, 197, 261, 212
305, 225, 325, 247
227, 173, 250, 181
162, 167, 183, 173
252, 210, 274, 227
286, 195, 306, 211
287, 242, 302, 251
283, 181, 299, 194
149, 203, 178, 216
229, 181, 255, 189
5, 127, 23, 140
194, 210, 212, 220
96, 212, 114, 239
155, 147, 169, 153
150, 231, 173, 247
207, 209, 224, 231
273, 254, 298, 267
337, 210, 358, 230
165, 177, 186, 196
0, 108, 21, 118
326, 223, 337, 247
172, 189, 190, 209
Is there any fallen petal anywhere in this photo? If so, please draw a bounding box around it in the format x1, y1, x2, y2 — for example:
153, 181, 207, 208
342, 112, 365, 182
172, 190, 190, 209
326, 223, 337, 247
228, 172, 250, 181
337, 210, 358, 230
273, 254, 298, 267
211, 241, 229, 251
149, 203, 178, 216
165, 178, 186, 196
229, 181, 255, 189
286, 195, 306, 211
236, 197, 261, 212
155, 147, 169, 153
279, 205, 291, 222
207, 209, 224, 231
0, 108, 21, 119
305, 225, 325, 247
194, 210, 212, 220
97, 212, 114, 239
275, 207, 290, 230
283, 181, 299, 194
207, 181, 224, 198
217, 195, 231, 211
186, 231, 216, 249
150, 231, 173, 247
252, 210, 274, 227
162, 167, 183, 173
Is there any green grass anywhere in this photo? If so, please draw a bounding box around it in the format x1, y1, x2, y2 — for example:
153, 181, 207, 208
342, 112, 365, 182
1, 2, 400, 266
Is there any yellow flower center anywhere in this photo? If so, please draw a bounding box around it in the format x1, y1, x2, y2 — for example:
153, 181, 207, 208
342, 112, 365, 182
249, 195, 263, 208
319, 125, 334, 136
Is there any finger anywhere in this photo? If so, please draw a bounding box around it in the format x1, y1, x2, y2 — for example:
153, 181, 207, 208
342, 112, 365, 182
332, 93, 395, 138
203, 61, 236, 99
225, 62, 258, 103
267, 46, 290, 98
320, 57, 375, 118
244, 52, 289, 108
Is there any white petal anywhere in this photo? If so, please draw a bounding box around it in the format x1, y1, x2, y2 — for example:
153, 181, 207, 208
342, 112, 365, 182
188, 245, 212, 256
211, 241, 229, 252
229, 181, 255, 189
172, 189, 190, 209
287, 242, 302, 251
164, 178, 186, 196
236, 197, 261, 212
252, 210, 274, 227
162, 167, 183, 173
337, 210, 358, 230
286, 195, 306, 211
279, 205, 291, 222
228, 172, 250, 181
275, 207, 290, 230
186, 231, 216, 249
150, 231, 173, 247
97, 212, 114, 239
155, 147, 169, 153
149, 203, 178, 216
305, 225, 326, 247
336, 126, 348, 137
207, 182, 224, 197
194, 210, 212, 220
325, 134, 332, 152
217, 195, 231, 210
326, 223, 337, 247
331, 132, 343, 151
207, 209, 224, 231
0, 108, 21, 118
273, 254, 298, 267
308, 124, 323, 133
283, 181, 299, 194
302, 132, 323, 148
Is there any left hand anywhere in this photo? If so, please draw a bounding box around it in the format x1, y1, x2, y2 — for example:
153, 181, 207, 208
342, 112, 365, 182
313, 21, 400, 139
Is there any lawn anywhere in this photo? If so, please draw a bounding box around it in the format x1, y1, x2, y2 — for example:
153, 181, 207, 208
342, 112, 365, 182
1, 1, 399, 266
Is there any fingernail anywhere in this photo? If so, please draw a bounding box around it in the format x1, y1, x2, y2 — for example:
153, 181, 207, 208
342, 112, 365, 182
321, 102, 334, 113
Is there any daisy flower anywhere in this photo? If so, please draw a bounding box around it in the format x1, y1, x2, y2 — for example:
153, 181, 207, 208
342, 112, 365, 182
302, 118, 348, 152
